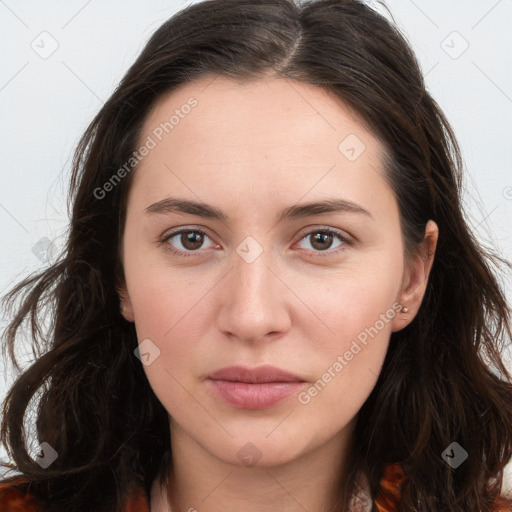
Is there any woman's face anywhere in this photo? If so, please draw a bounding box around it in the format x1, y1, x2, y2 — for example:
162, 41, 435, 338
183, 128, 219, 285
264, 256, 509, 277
119, 75, 436, 467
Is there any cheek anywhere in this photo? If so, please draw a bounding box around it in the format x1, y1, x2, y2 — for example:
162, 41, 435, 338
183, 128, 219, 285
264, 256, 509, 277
124, 260, 218, 409
131, 285, 204, 422
292, 248, 402, 410
129, 273, 206, 368
299, 246, 403, 351
295, 302, 395, 433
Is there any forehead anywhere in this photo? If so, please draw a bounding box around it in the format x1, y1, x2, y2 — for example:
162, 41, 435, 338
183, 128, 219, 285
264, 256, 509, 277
128, 75, 392, 215
141, 74, 381, 154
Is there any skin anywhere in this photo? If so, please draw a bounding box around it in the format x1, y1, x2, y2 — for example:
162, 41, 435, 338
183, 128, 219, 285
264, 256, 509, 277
118, 74, 438, 512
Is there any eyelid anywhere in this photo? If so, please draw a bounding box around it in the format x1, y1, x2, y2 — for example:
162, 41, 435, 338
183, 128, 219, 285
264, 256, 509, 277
295, 225, 354, 244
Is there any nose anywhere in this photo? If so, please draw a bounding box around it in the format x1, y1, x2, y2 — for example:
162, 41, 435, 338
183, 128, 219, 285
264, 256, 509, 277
215, 248, 292, 344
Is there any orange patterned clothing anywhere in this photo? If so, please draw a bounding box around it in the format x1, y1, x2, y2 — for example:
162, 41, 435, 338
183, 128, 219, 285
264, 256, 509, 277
0, 463, 511, 511
0, 476, 151, 512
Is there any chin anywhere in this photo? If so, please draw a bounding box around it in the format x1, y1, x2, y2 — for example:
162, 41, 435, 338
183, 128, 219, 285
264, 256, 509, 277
203, 428, 321, 469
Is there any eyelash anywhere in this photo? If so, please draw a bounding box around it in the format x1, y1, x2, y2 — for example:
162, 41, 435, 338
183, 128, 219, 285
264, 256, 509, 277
159, 227, 353, 258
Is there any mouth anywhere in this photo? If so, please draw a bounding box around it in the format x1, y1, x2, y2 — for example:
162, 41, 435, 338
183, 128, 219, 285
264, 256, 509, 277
205, 364, 307, 410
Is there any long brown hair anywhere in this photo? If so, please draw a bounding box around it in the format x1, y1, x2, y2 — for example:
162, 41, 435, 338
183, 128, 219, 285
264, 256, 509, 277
2, 0, 512, 510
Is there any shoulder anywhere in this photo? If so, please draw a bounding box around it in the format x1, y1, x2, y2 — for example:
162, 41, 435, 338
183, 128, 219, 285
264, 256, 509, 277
0, 476, 150, 512
373, 462, 407, 511
0, 476, 44, 512
376, 463, 512, 512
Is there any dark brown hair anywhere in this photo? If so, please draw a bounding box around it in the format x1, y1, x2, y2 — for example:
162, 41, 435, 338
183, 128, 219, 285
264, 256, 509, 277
2, 0, 512, 510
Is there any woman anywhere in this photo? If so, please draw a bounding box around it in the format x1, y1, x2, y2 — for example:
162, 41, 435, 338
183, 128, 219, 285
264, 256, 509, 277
1, 0, 511, 510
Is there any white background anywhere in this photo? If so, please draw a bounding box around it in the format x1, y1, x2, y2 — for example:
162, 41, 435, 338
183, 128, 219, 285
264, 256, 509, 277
1, 0, 511, 493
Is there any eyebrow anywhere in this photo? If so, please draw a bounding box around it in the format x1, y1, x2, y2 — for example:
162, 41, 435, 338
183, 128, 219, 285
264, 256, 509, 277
144, 196, 373, 222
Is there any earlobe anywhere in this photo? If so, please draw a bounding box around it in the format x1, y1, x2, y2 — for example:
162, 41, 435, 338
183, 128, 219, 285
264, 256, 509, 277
392, 220, 439, 332
117, 284, 135, 323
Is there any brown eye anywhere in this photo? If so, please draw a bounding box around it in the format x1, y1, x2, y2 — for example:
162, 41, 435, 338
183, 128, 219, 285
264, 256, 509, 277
310, 232, 335, 251
162, 229, 215, 256
297, 228, 350, 256
180, 231, 204, 250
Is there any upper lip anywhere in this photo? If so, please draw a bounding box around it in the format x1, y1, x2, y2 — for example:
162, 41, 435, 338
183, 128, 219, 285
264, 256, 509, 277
206, 365, 305, 384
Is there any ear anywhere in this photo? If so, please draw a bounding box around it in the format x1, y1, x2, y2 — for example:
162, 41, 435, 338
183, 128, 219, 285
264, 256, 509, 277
117, 282, 135, 323
392, 220, 438, 332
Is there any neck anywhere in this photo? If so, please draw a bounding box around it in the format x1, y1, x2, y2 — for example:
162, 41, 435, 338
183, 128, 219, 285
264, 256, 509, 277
152, 418, 360, 512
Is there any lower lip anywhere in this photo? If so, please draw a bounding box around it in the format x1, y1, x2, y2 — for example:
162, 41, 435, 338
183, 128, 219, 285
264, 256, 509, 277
206, 379, 306, 409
